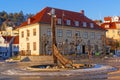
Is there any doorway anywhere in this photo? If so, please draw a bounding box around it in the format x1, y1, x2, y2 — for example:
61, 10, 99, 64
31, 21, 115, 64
82, 45, 85, 54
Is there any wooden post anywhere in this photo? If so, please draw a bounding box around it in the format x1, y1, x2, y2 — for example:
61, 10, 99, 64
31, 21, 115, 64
51, 13, 57, 65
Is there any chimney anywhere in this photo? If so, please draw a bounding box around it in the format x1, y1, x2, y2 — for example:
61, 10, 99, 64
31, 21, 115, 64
28, 18, 31, 24
80, 10, 84, 15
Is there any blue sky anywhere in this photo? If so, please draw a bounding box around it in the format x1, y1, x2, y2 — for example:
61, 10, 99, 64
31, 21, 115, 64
0, 0, 120, 20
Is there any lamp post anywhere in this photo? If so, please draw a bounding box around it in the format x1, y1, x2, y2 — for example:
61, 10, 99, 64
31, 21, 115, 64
48, 9, 57, 65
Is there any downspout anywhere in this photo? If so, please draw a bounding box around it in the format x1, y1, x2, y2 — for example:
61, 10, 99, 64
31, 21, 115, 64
39, 23, 41, 55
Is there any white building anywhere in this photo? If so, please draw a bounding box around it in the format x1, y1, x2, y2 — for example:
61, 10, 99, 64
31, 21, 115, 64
18, 7, 106, 56
0, 35, 19, 59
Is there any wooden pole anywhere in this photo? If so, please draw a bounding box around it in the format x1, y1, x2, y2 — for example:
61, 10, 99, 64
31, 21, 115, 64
51, 15, 57, 65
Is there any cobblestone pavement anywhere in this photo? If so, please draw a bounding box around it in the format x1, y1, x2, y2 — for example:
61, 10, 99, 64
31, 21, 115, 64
0, 57, 120, 80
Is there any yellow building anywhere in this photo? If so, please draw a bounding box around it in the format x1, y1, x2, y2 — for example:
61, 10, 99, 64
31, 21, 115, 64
101, 16, 120, 51
18, 7, 106, 56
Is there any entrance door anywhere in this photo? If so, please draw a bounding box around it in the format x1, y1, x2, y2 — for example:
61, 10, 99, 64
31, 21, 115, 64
82, 45, 85, 54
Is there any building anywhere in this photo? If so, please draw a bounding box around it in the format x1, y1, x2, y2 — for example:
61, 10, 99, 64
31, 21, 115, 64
12, 36, 19, 56
0, 35, 19, 59
102, 16, 120, 40
18, 7, 106, 56
101, 16, 120, 52
0, 36, 13, 59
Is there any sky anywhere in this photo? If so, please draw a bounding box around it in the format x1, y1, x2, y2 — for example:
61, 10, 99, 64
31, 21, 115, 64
0, 0, 120, 20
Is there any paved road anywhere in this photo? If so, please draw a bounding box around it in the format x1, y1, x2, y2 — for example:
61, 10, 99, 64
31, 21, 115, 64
0, 57, 120, 80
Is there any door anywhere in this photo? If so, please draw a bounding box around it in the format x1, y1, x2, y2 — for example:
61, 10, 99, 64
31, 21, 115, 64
82, 45, 85, 54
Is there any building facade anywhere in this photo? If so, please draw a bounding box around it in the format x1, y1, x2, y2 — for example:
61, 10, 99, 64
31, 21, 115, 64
0, 35, 19, 59
101, 16, 120, 52
18, 7, 106, 56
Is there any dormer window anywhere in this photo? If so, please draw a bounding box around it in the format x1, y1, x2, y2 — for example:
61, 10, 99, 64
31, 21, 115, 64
75, 21, 79, 26
66, 20, 71, 25
57, 18, 62, 24
105, 24, 109, 28
90, 23, 94, 28
83, 22, 87, 27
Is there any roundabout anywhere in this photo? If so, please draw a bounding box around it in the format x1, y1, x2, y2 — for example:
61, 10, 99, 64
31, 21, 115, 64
1, 64, 117, 77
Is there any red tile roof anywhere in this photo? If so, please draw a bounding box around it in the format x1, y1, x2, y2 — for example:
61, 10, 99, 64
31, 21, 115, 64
104, 17, 112, 22
2, 36, 19, 44
13, 36, 19, 44
3, 36, 13, 43
19, 7, 105, 30
101, 22, 120, 29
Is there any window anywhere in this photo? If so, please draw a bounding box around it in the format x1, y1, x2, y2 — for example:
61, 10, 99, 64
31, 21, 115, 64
90, 23, 94, 28
57, 29, 63, 37
27, 30, 30, 37
14, 46, 16, 49
75, 31, 81, 37
118, 30, 120, 35
83, 32, 88, 39
112, 30, 114, 33
96, 33, 101, 40
116, 23, 120, 29
105, 25, 109, 28
66, 30, 72, 37
66, 20, 71, 25
75, 21, 79, 26
83, 22, 87, 27
47, 28, 51, 36
21, 31, 24, 38
33, 28, 36, 36
33, 42, 36, 51
27, 43, 30, 50
57, 18, 62, 24
90, 32, 95, 39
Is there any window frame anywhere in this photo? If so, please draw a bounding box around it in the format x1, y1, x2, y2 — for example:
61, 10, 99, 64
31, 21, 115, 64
66, 30, 72, 37
66, 20, 71, 25
57, 18, 62, 24
90, 32, 95, 39
27, 30, 30, 37
90, 23, 94, 28
83, 22, 87, 27
21, 31, 24, 38
33, 42, 36, 51
75, 21, 79, 26
76, 31, 81, 37
33, 28, 36, 36
57, 29, 63, 37
83, 32, 88, 39
27, 43, 30, 50
47, 28, 51, 36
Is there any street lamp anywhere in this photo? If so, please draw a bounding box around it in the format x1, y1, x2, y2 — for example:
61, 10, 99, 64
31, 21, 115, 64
48, 9, 57, 65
